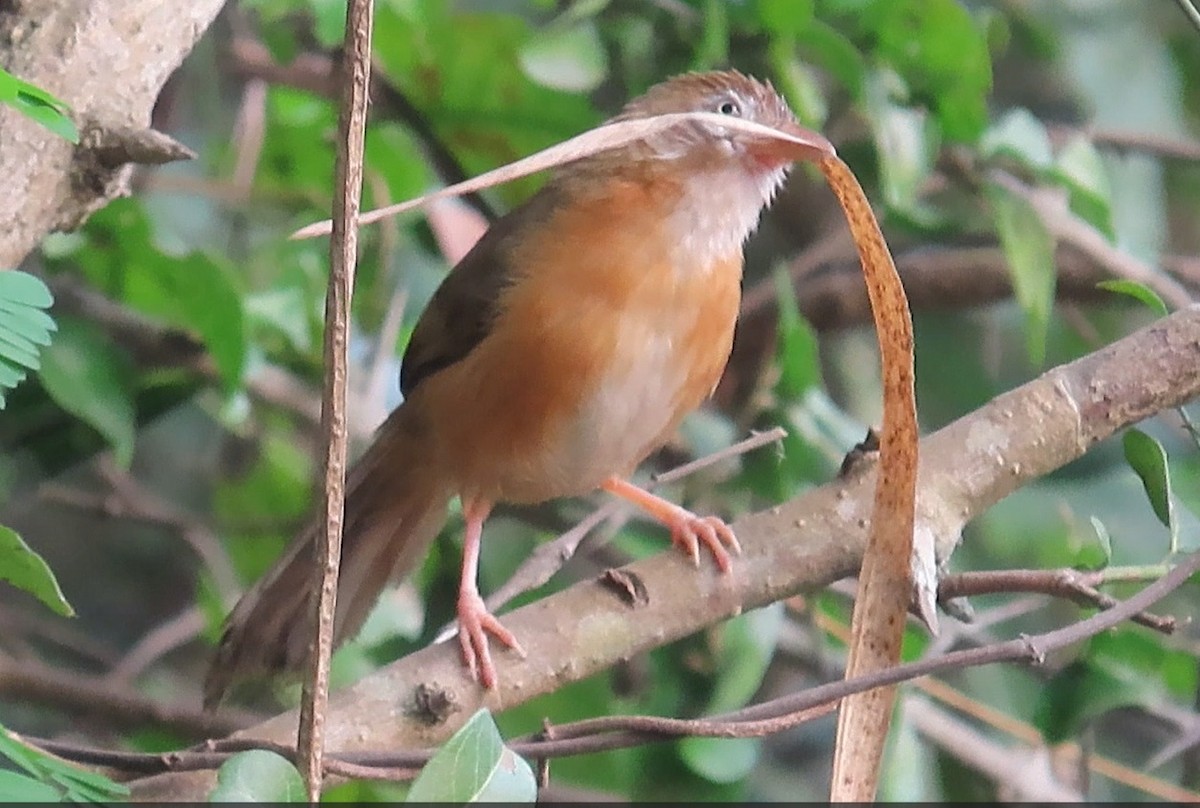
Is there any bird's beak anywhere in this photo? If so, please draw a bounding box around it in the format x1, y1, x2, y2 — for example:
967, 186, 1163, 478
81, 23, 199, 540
750, 120, 836, 165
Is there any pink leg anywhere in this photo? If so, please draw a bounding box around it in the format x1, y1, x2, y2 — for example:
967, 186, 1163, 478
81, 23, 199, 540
601, 477, 741, 573
457, 498, 525, 689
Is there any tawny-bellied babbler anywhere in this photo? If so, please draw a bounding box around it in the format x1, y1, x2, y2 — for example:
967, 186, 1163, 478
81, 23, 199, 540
204, 70, 834, 707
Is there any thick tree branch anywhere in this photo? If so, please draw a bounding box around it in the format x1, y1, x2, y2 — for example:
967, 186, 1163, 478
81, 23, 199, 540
129, 306, 1200, 800
0, 0, 223, 267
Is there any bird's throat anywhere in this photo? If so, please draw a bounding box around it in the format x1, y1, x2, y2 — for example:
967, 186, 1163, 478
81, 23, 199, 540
664, 159, 788, 270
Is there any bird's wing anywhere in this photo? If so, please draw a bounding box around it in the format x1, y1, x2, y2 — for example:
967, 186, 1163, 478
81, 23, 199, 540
399, 183, 563, 396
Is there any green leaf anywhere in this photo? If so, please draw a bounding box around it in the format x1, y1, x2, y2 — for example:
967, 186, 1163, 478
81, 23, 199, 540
1034, 632, 1180, 743
1053, 135, 1115, 240
0, 270, 54, 308
1088, 516, 1112, 566
519, 19, 608, 92
0, 270, 57, 408
210, 750, 305, 802
864, 70, 940, 222
37, 317, 136, 467
407, 709, 537, 803
310, 0, 347, 48
707, 604, 784, 712
871, 0, 992, 142
0, 770, 61, 802
0, 526, 73, 617
679, 604, 782, 783
0, 67, 79, 143
795, 19, 866, 99
1122, 429, 1177, 552
756, 0, 815, 35
1097, 279, 1168, 317
980, 108, 1053, 171
694, 0, 730, 70
0, 722, 128, 802
678, 737, 760, 785
123, 252, 247, 392
984, 180, 1057, 366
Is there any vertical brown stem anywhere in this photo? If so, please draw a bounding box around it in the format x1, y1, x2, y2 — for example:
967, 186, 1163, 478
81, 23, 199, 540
296, 0, 375, 801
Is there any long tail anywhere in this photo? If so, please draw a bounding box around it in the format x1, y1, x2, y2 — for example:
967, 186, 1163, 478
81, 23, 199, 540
204, 404, 451, 709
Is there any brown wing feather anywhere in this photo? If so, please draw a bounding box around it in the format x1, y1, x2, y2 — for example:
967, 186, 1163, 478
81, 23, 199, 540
400, 183, 566, 395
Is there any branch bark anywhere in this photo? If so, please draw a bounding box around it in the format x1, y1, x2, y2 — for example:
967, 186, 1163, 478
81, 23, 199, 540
129, 306, 1200, 801
0, 0, 223, 267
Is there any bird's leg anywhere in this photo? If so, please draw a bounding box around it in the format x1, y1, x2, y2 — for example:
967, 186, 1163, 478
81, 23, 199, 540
457, 498, 526, 688
601, 477, 741, 573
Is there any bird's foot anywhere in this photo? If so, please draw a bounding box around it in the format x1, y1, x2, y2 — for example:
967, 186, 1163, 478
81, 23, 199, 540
601, 477, 741, 573
664, 510, 741, 573
457, 589, 526, 689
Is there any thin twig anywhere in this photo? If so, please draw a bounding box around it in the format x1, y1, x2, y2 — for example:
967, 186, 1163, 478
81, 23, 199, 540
297, 0, 374, 799
104, 606, 206, 686
904, 695, 1082, 800
938, 568, 1177, 633
230, 78, 267, 196
0, 657, 256, 738
1174, 0, 1200, 36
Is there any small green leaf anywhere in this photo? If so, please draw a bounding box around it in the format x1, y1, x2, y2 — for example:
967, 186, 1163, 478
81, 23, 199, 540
1097, 279, 1168, 317
1088, 516, 1112, 565
246, 287, 312, 354
984, 180, 1057, 366
0, 360, 27, 388
0, 271, 56, 407
678, 737, 760, 785
309, 0, 347, 48
871, 0, 992, 142
0, 68, 79, 143
0, 722, 128, 802
679, 605, 782, 783
1053, 135, 1115, 239
0, 300, 57, 342
0, 270, 54, 308
0, 68, 78, 143
407, 709, 537, 803
1035, 658, 1157, 743
0, 525, 73, 617
981, 108, 1053, 170
0, 326, 42, 370
0, 770, 61, 802
757, 0, 815, 35
864, 70, 941, 223
519, 20, 608, 92
37, 317, 136, 467
210, 750, 305, 802
1122, 429, 1177, 552
796, 20, 866, 99
123, 252, 247, 392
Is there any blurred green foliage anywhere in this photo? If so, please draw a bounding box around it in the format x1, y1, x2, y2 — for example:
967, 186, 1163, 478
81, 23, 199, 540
1, 0, 1198, 802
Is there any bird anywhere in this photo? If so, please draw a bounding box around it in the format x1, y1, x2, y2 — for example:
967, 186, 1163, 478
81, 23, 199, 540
204, 70, 834, 707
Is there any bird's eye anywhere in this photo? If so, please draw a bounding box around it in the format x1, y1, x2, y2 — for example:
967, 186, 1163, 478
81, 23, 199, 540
717, 98, 741, 116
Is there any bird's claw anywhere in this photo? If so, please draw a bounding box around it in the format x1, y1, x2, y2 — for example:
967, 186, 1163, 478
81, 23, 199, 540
457, 591, 525, 689
668, 513, 741, 573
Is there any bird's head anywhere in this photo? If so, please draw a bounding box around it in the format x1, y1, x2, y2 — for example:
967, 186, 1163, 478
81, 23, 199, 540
613, 70, 834, 175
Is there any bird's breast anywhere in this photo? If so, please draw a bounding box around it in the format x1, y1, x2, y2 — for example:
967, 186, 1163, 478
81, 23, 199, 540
418, 176, 745, 505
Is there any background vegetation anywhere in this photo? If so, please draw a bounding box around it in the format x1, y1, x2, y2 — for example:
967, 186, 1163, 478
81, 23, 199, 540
2, 0, 1199, 801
